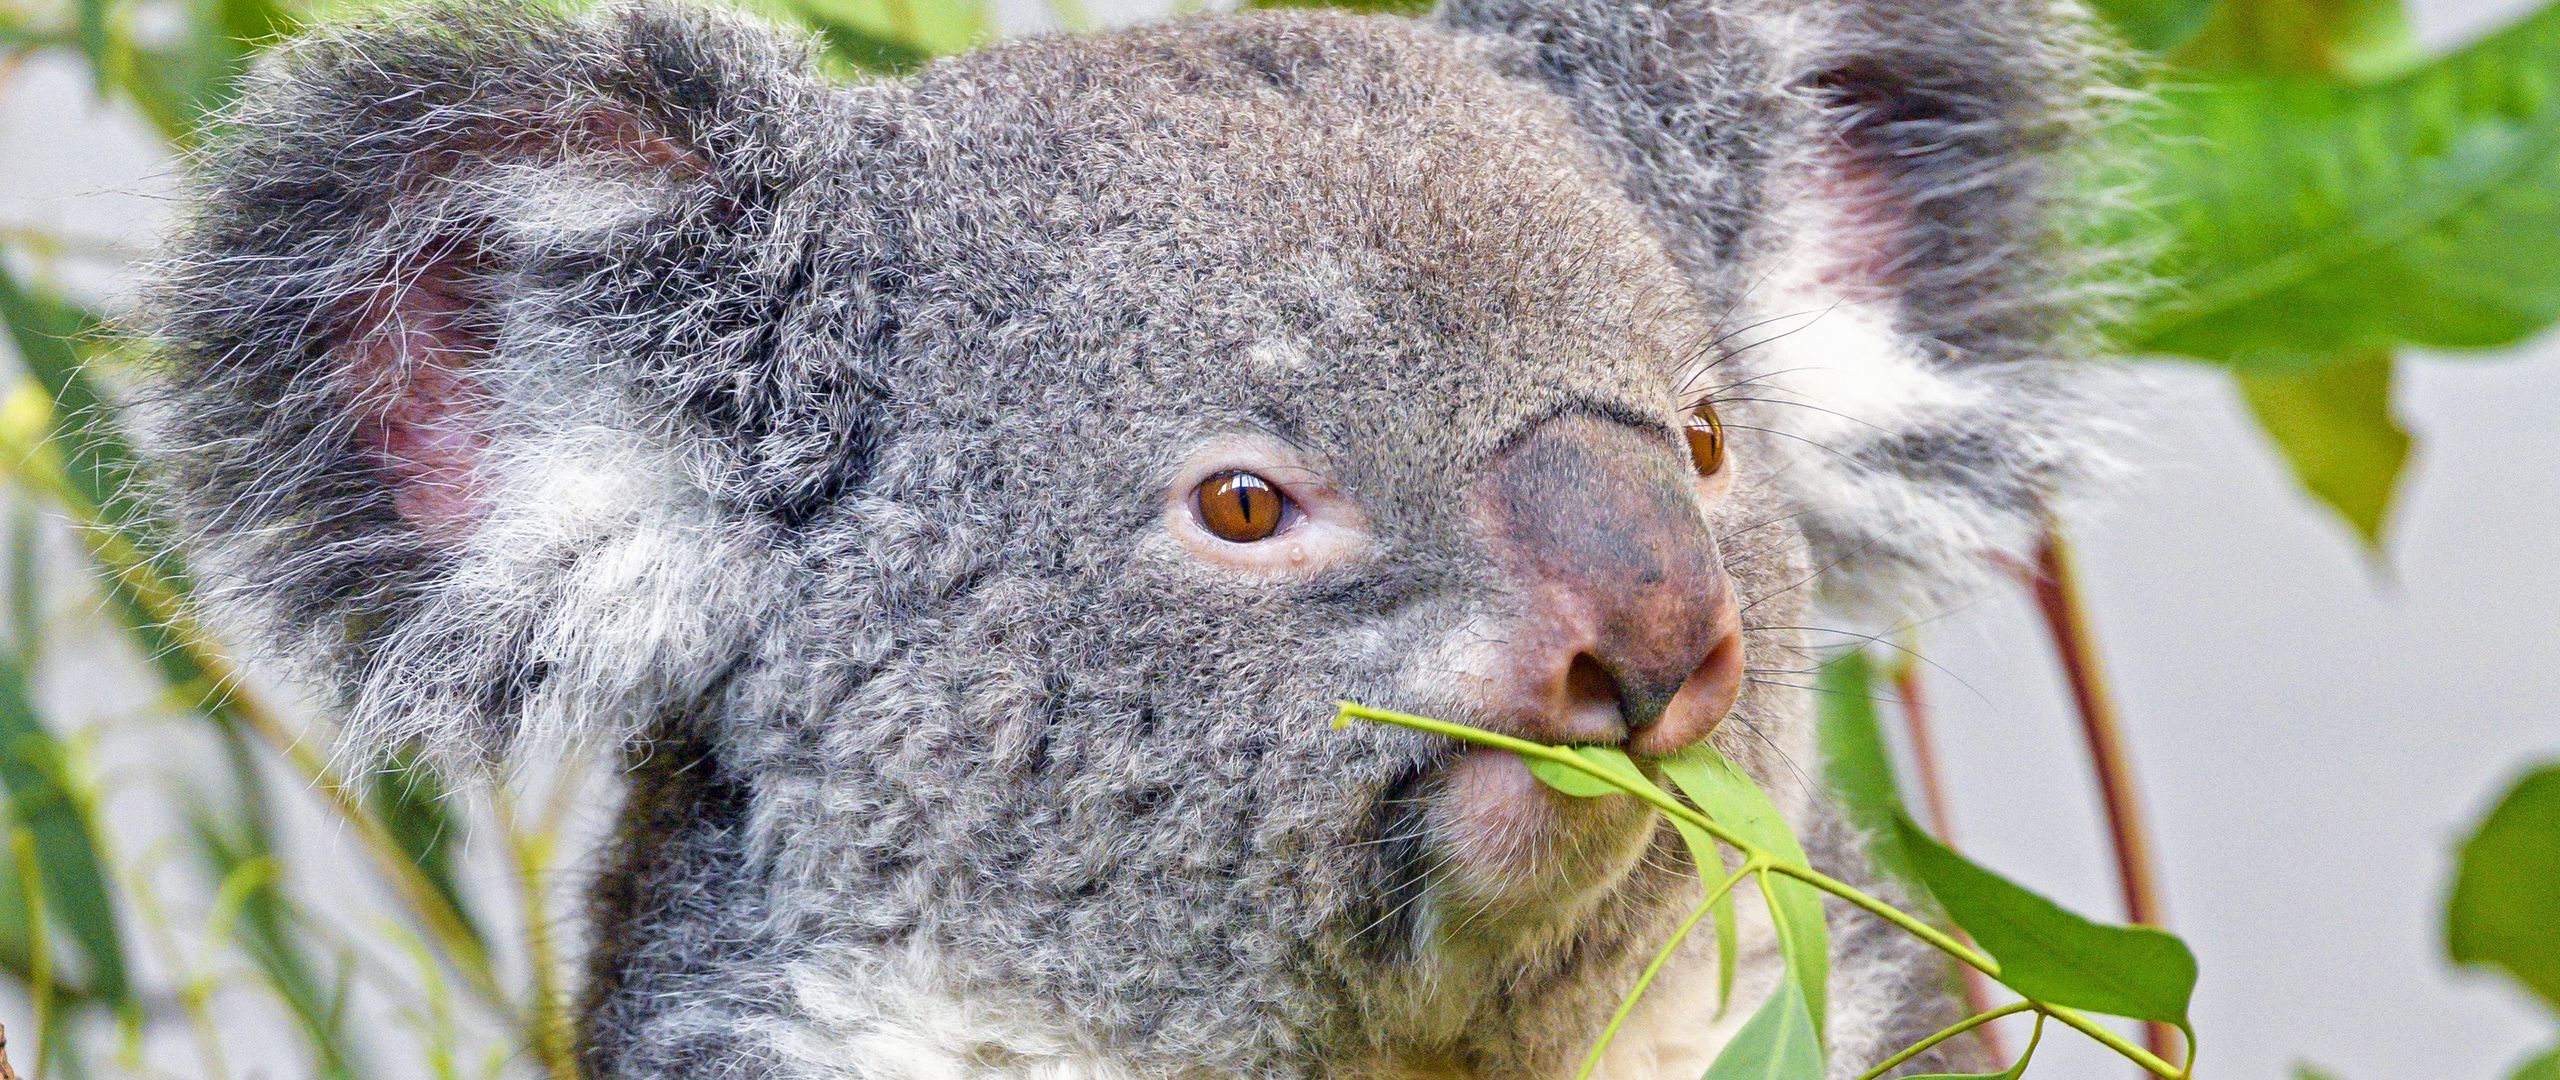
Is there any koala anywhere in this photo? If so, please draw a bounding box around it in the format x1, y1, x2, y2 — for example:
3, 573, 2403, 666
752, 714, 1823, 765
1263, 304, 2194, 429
138, 0, 2116, 1077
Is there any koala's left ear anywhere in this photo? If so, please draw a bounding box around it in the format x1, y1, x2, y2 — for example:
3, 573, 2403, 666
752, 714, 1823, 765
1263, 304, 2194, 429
1438, 0, 2125, 608
145, 2, 875, 766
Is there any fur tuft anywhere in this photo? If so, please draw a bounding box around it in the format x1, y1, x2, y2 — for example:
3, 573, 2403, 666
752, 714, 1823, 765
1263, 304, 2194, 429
1442, 0, 2134, 611
139, 0, 849, 765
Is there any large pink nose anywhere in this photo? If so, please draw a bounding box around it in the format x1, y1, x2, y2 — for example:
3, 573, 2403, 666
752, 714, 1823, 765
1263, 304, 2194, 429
1470, 417, 1745, 758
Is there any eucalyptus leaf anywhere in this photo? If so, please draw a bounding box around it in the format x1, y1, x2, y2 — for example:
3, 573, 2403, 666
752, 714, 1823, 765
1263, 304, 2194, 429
0, 378, 221, 710
1244, 0, 1431, 13
1669, 816, 1740, 1012
0, 268, 137, 533
1893, 814, 2197, 1024
190, 818, 369, 1080
1660, 746, 1830, 1036
0, 276, 275, 732
2172, 0, 2420, 78
0, 271, 198, 625
8, 505, 38, 667
1813, 652, 1923, 887
2510, 1046, 2560, 1080
2446, 764, 2560, 1012
0, 821, 34, 986
0, 656, 129, 1012
363, 746, 480, 946
2121, 3, 2560, 366
1711, 873, 1738, 1014
1571, 744, 1657, 794
785, 0, 981, 73
75, 0, 117, 93
1524, 755, 1621, 798
1698, 973, 1823, 1080
1520, 741, 1746, 1008
798, 12, 935, 74
1658, 747, 1814, 865
2087, 0, 2216, 54
1523, 744, 1664, 800
2236, 350, 2411, 549
116, 0, 298, 144
1669, 813, 1751, 1018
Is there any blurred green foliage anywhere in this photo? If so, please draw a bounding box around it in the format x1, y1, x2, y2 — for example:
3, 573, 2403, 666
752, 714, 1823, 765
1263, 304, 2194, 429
2099, 0, 2560, 546
2448, 766, 2560, 1013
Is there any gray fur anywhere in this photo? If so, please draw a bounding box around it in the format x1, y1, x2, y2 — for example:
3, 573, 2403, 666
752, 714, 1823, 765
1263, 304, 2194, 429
138, 1, 2113, 1076
1442, 0, 2127, 608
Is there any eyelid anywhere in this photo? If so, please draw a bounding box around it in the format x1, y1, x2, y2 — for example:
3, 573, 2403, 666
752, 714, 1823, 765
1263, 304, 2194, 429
1215, 462, 1331, 493
1164, 437, 1369, 574
1171, 455, 1342, 511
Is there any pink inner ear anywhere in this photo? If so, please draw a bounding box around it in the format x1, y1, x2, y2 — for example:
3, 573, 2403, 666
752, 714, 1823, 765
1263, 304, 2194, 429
1808, 137, 1912, 298
340, 255, 492, 545
323, 106, 698, 546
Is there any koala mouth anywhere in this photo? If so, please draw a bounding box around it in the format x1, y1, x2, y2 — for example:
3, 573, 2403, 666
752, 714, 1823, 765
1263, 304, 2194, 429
1351, 743, 1659, 956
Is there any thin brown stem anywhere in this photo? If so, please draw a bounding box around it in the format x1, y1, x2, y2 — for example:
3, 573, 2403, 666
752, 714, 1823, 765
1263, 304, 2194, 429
1891, 660, 1960, 841
2024, 529, 2180, 1063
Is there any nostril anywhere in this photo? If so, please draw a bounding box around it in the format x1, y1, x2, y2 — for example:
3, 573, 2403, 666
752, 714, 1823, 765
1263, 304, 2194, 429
1558, 653, 1630, 743
1628, 630, 1746, 759
1563, 653, 1613, 707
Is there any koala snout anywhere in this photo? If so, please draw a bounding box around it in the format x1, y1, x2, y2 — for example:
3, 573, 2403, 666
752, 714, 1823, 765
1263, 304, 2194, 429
1472, 416, 1745, 759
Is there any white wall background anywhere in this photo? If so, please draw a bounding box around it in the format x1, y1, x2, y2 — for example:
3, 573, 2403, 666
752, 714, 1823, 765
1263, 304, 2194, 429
2, 0, 2554, 1077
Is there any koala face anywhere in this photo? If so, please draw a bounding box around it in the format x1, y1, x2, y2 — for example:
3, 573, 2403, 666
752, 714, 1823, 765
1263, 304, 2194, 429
144, 2, 2109, 1076
727, 30, 1802, 1063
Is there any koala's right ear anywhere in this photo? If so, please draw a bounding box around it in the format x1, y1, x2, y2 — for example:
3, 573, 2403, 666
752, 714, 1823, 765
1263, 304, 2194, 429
145, 2, 868, 766
1436, 0, 2122, 611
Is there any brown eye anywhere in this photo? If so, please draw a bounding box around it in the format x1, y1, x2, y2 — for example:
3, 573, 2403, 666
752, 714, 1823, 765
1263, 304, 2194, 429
1196, 470, 1290, 543
1684, 403, 1727, 478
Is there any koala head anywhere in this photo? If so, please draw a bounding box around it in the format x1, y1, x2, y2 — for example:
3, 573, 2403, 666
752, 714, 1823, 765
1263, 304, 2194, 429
142, 1, 2111, 1075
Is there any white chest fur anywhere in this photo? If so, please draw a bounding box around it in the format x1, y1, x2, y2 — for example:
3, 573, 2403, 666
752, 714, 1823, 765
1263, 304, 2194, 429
761, 926, 1791, 1080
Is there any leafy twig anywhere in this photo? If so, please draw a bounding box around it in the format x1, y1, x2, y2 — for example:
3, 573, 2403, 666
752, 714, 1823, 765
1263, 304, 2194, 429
1572, 863, 1755, 1080
1333, 701, 2192, 1080
1854, 1001, 2036, 1080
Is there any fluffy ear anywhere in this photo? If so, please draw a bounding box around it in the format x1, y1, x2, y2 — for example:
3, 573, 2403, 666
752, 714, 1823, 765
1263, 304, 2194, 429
1437, 0, 2125, 608
144, 1, 868, 765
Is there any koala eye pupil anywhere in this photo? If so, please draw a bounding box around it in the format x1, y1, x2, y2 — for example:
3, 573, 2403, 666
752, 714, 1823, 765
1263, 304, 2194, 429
1685, 403, 1727, 479
1196, 470, 1289, 543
